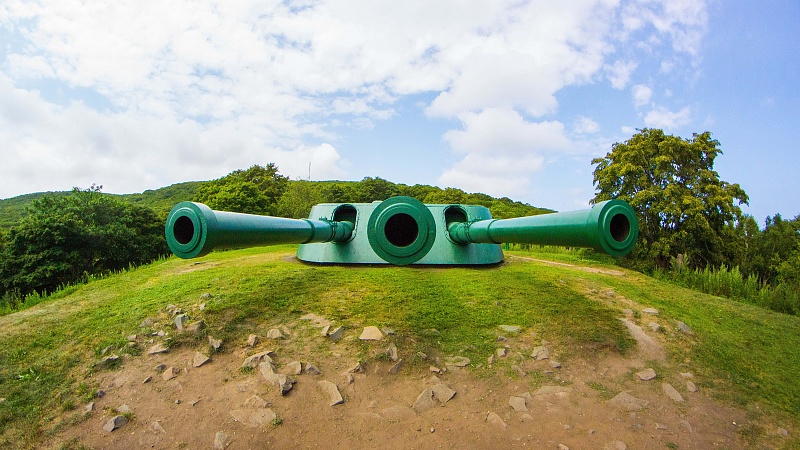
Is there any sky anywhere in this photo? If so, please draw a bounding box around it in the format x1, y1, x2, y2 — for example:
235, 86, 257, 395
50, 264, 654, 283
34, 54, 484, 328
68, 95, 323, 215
0, 0, 797, 224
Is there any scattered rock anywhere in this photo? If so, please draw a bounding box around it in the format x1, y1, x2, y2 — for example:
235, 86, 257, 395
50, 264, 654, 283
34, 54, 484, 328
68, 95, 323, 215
199, 293, 213, 301
656, 423, 669, 430
148, 344, 168, 355
778, 428, 789, 437
85, 402, 94, 412
142, 376, 152, 384
154, 363, 167, 372
247, 334, 259, 347
662, 383, 684, 402
162, 367, 179, 381
676, 321, 693, 334
208, 336, 223, 350
242, 351, 275, 369
607, 392, 649, 411
686, 381, 698, 392
152, 421, 167, 434
412, 388, 437, 413
431, 383, 456, 405
558, 444, 570, 450
487, 354, 495, 365
96, 390, 106, 398
446, 356, 470, 367
185, 320, 205, 334
680, 372, 694, 378
387, 342, 399, 361
320, 325, 331, 336
230, 408, 277, 427
485, 411, 507, 429
328, 326, 344, 342
318, 380, 344, 406
509, 396, 528, 412
344, 373, 354, 384
679, 420, 693, 433
359, 326, 383, 340
550, 360, 562, 368
648, 322, 662, 332
103, 415, 128, 432
284, 361, 302, 375
511, 365, 526, 377
213, 431, 230, 450
636, 368, 657, 381
605, 441, 628, 450
388, 359, 404, 374
304, 363, 322, 375
140, 318, 154, 328
531, 346, 549, 360
259, 362, 295, 395
498, 325, 521, 333
117, 404, 132, 414
193, 352, 211, 367
94, 354, 120, 370
126, 334, 137, 342
244, 395, 269, 409
429, 366, 441, 373
642, 308, 659, 315
381, 327, 395, 335
496, 348, 507, 358
266, 328, 284, 339
174, 314, 188, 330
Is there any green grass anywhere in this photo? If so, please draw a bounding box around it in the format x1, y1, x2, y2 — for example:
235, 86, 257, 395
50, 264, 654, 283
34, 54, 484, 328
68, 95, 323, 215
1, 245, 799, 448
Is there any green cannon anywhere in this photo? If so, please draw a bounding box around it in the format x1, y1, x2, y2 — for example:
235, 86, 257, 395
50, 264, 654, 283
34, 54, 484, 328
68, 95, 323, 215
165, 196, 637, 265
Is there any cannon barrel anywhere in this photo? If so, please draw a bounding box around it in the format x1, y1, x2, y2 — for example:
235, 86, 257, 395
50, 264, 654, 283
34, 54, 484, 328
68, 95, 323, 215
165, 202, 354, 259
446, 200, 638, 257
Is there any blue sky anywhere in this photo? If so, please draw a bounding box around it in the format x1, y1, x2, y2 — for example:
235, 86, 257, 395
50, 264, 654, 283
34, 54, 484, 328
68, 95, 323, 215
0, 0, 797, 224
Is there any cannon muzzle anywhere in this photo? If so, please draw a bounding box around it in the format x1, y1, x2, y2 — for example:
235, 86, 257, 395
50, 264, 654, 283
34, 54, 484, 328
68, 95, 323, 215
446, 200, 637, 257
165, 202, 353, 259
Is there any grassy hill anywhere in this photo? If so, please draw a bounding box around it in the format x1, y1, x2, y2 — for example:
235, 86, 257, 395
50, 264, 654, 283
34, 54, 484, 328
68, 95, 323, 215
0, 246, 798, 448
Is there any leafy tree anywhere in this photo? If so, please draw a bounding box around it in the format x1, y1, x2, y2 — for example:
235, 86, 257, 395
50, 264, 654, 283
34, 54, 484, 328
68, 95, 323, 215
592, 129, 748, 271
0, 187, 167, 298
276, 180, 327, 219
194, 164, 288, 214
742, 214, 800, 285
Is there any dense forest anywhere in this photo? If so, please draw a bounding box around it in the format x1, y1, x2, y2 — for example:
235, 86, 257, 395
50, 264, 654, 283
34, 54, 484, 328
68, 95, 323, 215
1, 129, 798, 314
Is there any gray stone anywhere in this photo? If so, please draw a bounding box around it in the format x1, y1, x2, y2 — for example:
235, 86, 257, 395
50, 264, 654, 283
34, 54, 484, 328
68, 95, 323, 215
143, 376, 152, 384
605, 441, 628, 450
259, 362, 295, 395
213, 431, 230, 450
154, 363, 167, 372
498, 325, 521, 333
185, 320, 205, 334
242, 351, 275, 369
486, 411, 507, 429
359, 326, 383, 340
686, 381, 698, 392
94, 354, 120, 369
677, 321, 693, 333
607, 392, 649, 411
174, 314, 188, 330
246, 334, 259, 347
509, 396, 528, 412
388, 359, 404, 374
96, 390, 106, 398
85, 402, 94, 412
328, 326, 344, 342
348, 361, 365, 373
662, 383, 684, 402
642, 308, 659, 315
487, 354, 495, 365
266, 328, 284, 339
318, 380, 344, 406
412, 388, 438, 413
550, 360, 562, 368
140, 318, 153, 328
496, 348, 507, 357
431, 383, 456, 405
126, 334, 137, 341
304, 363, 322, 375
193, 352, 211, 367
117, 404, 132, 414
648, 322, 662, 332
387, 342, 399, 361
148, 343, 168, 355
679, 420, 693, 433
284, 361, 302, 375
636, 368, 657, 381
446, 356, 470, 367
103, 415, 128, 432
152, 421, 166, 434
243, 395, 269, 409
381, 327, 396, 335
320, 325, 330, 336
208, 336, 223, 350
558, 445, 570, 450
162, 367, 179, 381
230, 408, 277, 427
531, 346, 550, 360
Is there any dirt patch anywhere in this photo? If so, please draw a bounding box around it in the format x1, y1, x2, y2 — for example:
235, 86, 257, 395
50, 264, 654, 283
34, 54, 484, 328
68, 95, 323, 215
52, 315, 747, 449
507, 255, 627, 276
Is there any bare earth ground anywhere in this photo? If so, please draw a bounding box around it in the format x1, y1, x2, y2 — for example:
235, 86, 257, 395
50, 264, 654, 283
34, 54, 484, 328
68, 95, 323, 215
50, 298, 748, 450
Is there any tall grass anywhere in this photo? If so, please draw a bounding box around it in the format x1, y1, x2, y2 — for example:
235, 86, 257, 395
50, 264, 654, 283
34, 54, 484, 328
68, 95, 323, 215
655, 263, 800, 315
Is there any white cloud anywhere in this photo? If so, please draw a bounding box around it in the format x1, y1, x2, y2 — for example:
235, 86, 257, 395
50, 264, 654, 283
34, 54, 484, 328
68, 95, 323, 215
644, 105, 692, 129
605, 60, 638, 89
632, 84, 653, 107
573, 116, 601, 134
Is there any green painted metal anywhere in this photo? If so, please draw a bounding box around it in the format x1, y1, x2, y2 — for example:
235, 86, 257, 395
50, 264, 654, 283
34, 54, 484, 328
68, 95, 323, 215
447, 200, 638, 258
165, 201, 353, 259
165, 196, 637, 264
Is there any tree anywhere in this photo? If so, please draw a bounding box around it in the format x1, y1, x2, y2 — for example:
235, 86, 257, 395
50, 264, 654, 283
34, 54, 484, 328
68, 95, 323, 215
0, 187, 168, 298
592, 129, 748, 271
194, 164, 289, 215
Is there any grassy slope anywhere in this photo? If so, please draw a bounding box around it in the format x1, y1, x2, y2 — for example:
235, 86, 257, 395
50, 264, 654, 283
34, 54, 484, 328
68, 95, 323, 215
1, 246, 799, 448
